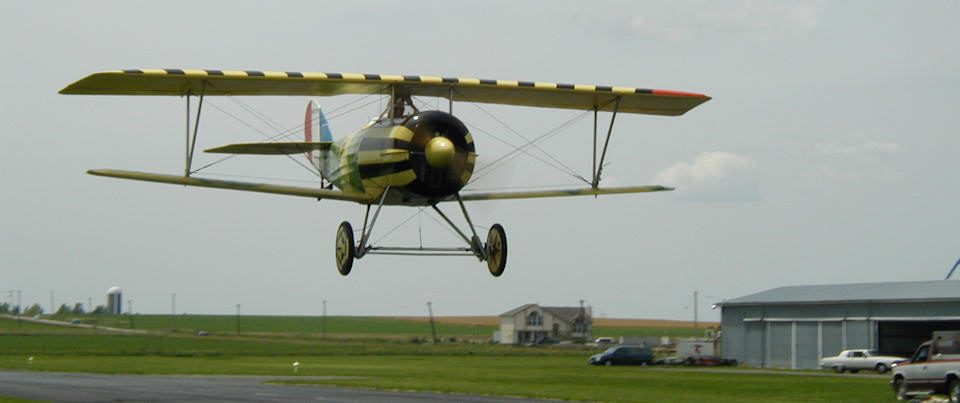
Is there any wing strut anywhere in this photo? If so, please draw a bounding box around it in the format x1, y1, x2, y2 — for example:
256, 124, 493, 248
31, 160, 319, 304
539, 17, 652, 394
184, 81, 207, 177
592, 96, 621, 189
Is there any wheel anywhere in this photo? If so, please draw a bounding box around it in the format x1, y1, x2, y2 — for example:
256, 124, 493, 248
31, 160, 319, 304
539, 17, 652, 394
604, 360, 612, 366
892, 377, 908, 400
485, 224, 507, 277
875, 363, 889, 374
949, 378, 960, 403
834, 366, 844, 373
335, 221, 355, 276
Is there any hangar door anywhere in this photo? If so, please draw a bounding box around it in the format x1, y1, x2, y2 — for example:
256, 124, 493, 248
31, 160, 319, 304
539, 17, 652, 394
878, 321, 960, 356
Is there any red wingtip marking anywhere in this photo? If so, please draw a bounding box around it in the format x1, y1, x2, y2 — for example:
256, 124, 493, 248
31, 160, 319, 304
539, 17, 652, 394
652, 89, 709, 98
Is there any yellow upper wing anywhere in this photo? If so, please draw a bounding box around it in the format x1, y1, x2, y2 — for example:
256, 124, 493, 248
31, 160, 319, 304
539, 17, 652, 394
60, 69, 710, 115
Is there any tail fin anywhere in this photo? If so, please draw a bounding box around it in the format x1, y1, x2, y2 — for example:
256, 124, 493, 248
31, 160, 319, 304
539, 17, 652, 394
304, 100, 333, 170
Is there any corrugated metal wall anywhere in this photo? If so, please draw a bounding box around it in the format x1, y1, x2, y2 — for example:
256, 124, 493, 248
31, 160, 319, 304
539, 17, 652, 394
795, 322, 819, 369
720, 297, 960, 369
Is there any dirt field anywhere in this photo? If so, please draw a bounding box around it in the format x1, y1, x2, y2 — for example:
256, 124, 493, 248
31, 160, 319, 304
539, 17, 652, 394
393, 316, 719, 328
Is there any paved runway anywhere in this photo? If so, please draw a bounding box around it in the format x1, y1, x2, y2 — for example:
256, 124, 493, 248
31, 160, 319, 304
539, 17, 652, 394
0, 370, 554, 402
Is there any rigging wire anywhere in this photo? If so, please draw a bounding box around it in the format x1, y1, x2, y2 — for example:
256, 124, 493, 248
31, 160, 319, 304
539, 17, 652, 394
465, 110, 592, 186
188, 94, 382, 177
468, 100, 586, 181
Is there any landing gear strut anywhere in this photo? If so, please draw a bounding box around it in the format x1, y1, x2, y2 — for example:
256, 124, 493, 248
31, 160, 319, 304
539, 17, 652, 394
333, 188, 507, 277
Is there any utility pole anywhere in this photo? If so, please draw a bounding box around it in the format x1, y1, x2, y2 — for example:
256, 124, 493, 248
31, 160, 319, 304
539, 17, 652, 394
88, 297, 92, 313
579, 299, 586, 344
235, 304, 241, 336
50, 291, 55, 315
322, 299, 327, 339
427, 302, 438, 344
16, 290, 21, 329
128, 300, 134, 329
693, 291, 699, 330
171, 293, 176, 315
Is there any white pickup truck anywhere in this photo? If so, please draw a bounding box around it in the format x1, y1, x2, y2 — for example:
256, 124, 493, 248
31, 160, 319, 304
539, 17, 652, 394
891, 331, 960, 401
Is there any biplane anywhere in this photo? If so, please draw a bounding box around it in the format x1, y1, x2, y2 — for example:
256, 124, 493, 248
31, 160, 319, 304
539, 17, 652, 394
60, 69, 710, 277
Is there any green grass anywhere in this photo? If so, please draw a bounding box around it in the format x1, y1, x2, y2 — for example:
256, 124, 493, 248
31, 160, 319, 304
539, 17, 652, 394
0, 354, 891, 402
0, 315, 897, 402
591, 327, 709, 338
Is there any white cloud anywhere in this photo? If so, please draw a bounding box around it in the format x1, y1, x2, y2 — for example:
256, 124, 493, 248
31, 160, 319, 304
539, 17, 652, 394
814, 138, 902, 183
815, 140, 901, 158
654, 151, 760, 202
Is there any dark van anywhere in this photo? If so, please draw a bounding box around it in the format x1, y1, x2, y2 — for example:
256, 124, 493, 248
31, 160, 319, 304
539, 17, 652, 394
588, 346, 654, 366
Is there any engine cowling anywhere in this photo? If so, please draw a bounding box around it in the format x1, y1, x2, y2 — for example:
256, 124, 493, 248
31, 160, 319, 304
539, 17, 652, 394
401, 111, 476, 199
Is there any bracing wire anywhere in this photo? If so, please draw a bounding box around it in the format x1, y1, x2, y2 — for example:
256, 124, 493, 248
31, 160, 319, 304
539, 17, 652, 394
465, 110, 592, 186
469, 100, 586, 180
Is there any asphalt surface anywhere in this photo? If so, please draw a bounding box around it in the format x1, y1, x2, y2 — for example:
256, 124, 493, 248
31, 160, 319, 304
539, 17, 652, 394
0, 370, 556, 402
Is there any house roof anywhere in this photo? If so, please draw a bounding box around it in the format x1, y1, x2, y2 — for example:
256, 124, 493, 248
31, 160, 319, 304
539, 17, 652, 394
499, 304, 589, 324
721, 280, 960, 306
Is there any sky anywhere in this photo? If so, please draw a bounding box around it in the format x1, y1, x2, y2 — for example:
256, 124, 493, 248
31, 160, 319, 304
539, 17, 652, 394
2, 1, 958, 322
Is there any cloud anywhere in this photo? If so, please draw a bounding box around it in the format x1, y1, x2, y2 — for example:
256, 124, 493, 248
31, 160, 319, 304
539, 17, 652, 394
814, 138, 902, 183
654, 151, 761, 202
815, 140, 901, 158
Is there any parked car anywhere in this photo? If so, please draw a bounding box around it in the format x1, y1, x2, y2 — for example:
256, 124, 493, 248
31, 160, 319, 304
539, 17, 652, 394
588, 346, 653, 366
819, 349, 906, 373
535, 337, 560, 345
594, 337, 616, 345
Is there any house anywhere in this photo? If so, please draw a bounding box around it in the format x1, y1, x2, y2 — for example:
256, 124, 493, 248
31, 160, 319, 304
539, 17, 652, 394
498, 303, 592, 344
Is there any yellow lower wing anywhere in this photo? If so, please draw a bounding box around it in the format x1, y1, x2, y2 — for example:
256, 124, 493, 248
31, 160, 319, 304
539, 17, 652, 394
455, 186, 673, 202
87, 169, 372, 203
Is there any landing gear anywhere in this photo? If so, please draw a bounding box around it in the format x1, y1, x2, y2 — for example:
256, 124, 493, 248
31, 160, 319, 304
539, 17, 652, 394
335, 221, 355, 276
486, 224, 507, 277
333, 188, 508, 277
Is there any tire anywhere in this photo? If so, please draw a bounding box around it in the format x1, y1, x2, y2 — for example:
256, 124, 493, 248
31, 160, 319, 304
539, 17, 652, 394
485, 224, 507, 277
949, 377, 960, 403
604, 361, 613, 366
892, 377, 908, 401
875, 363, 889, 374
335, 221, 355, 276
834, 366, 844, 374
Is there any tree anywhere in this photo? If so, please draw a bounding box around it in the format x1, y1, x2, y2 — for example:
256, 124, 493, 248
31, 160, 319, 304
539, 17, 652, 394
0, 303, 9, 314
11, 305, 20, 315
90, 305, 106, 315
71, 303, 85, 314
56, 304, 71, 315
23, 303, 44, 316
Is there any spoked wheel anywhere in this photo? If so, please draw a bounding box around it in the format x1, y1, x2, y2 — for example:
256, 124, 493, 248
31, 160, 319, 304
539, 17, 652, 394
335, 221, 355, 276
485, 223, 507, 277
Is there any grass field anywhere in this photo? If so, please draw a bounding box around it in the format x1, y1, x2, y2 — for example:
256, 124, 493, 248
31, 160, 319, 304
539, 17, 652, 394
0, 315, 895, 402
21, 313, 710, 339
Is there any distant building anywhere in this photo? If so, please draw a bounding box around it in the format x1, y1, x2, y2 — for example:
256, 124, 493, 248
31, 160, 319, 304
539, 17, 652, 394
498, 303, 592, 344
107, 287, 122, 315
719, 280, 960, 369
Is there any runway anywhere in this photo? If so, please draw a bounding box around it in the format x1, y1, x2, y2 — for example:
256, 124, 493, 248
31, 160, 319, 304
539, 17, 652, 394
0, 370, 554, 402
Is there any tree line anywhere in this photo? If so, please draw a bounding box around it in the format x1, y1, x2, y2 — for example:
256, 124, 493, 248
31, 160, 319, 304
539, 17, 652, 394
0, 302, 110, 316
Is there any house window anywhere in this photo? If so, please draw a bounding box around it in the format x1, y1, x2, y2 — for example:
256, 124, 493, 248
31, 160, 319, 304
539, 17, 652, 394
526, 311, 542, 326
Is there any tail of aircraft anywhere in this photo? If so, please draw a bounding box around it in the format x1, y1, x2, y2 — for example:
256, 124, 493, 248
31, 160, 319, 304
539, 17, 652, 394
304, 100, 333, 170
